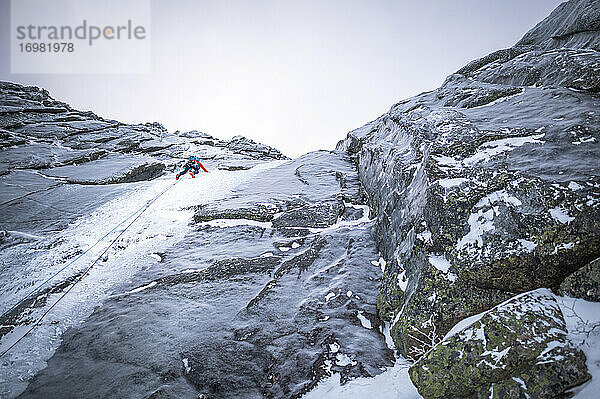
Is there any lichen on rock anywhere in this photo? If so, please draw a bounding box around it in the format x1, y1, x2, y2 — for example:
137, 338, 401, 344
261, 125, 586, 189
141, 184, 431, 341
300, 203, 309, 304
560, 258, 600, 302
336, 0, 600, 366
408, 289, 591, 398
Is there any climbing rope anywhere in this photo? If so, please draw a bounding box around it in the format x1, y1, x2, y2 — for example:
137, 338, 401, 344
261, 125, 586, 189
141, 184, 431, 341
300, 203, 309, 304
0, 177, 180, 358
1, 202, 143, 321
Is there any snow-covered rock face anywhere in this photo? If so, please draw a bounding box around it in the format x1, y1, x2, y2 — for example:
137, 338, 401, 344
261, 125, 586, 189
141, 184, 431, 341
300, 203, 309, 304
0, 83, 392, 397
337, 0, 599, 386
409, 289, 590, 398
0, 80, 286, 236
2, 1, 600, 397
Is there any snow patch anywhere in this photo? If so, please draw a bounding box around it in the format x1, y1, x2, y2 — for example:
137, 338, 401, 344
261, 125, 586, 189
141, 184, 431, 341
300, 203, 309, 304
382, 322, 396, 350
432, 154, 461, 168
476, 190, 522, 208
572, 137, 596, 145
463, 133, 545, 165
555, 295, 600, 399
549, 207, 575, 224
482, 347, 510, 367
444, 310, 488, 341
182, 268, 207, 273
568, 181, 584, 191
428, 254, 457, 282
336, 353, 356, 366
302, 359, 420, 399
518, 239, 537, 252
357, 312, 372, 329
149, 253, 162, 262
473, 90, 524, 108
428, 254, 451, 274
397, 271, 408, 291
513, 377, 528, 392
4, 230, 44, 241
182, 358, 191, 374
307, 203, 372, 234
552, 242, 575, 254
457, 189, 523, 251
371, 257, 387, 273
198, 218, 273, 229
329, 342, 340, 353
457, 208, 495, 249
416, 230, 432, 243
125, 281, 157, 294
437, 178, 468, 188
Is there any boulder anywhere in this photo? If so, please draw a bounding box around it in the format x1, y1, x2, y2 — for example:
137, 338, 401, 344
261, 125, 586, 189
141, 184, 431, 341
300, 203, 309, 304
409, 289, 590, 398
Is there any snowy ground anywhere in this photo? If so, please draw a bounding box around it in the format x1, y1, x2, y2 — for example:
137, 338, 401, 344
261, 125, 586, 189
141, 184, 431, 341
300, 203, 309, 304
0, 162, 282, 398
303, 358, 420, 399
557, 294, 600, 399
304, 291, 600, 399
303, 317, 421, 399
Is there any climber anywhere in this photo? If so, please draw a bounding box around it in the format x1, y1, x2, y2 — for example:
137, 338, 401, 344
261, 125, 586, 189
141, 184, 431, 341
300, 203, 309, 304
176, 156, 208, 179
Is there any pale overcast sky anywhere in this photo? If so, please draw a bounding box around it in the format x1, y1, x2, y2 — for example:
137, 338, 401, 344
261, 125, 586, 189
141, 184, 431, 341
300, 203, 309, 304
0, 0, 563, 157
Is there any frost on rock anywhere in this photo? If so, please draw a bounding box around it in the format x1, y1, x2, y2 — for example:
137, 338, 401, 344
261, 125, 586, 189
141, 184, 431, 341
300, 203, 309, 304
336, 0, 600, 364
0, 83, 393, 398
409, 289, 591, 399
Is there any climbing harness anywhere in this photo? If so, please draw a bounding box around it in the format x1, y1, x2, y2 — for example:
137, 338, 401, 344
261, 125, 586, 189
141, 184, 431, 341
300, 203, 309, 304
0, 176, 181, 358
